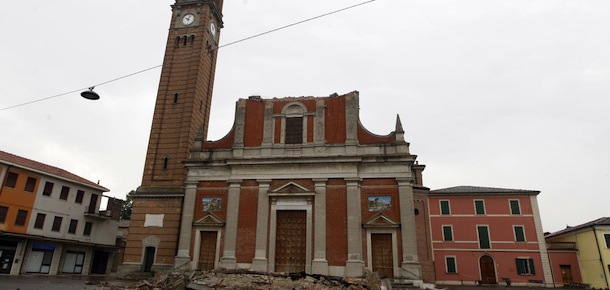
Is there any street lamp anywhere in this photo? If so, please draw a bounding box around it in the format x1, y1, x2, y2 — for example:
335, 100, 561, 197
80, 87, 100, 100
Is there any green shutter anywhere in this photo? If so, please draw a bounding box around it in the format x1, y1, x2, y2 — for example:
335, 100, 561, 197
510, 200, 521, 215
441, 200, 450, 215
446, 257, 456, 273
515, 226, 525, 242
443, 226, 453, 241
478, 226, 490, 249
529, 258, 536, 275
516, 259, 525, 274
475, 200, 485, 215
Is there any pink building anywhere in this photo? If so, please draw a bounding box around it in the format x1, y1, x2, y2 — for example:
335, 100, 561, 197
428, 186, 553, 286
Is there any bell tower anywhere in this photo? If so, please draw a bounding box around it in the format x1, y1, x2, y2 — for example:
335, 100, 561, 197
121, 0, 224, 274
143, 0, 223, 188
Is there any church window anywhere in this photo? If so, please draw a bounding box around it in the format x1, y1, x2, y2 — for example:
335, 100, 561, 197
285, 117, 303, 144
281, 103, 307, 144
163, 156, 169, 170
189, 34, 195, 45
174, 92, 179, 104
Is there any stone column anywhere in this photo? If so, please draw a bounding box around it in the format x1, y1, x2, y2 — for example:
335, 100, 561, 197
345, 178, 364, 277
312, 178, 329, 274
174, 181, 198, 270
252, 180, 271, 271
219, 180, 241, 269
397, 178, 421, 280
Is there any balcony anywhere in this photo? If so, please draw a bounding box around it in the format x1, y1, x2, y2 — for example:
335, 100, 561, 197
547, 242, 577, 250
84, 206, 113, 220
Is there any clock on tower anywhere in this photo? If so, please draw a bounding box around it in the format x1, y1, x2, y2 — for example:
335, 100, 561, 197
120, 0, 224, 274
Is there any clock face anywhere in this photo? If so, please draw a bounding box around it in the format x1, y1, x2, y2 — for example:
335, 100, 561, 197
210, 22, 217, 37
182, 13, 195, 25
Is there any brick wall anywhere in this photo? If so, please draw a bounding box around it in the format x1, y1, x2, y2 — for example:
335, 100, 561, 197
123, 198, 182, 264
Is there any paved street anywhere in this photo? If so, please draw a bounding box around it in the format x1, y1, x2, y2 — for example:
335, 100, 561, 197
0, 275, 132, 290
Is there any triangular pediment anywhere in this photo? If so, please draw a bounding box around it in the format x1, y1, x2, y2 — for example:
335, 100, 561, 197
363, 213, 400, 228
270, 181, 314, 194
193, 213, 225, 227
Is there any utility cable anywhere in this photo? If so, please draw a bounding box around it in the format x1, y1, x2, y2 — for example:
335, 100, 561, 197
0, 0, 377, 112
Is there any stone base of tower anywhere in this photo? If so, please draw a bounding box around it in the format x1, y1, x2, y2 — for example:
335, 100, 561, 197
120, 187, 184, 276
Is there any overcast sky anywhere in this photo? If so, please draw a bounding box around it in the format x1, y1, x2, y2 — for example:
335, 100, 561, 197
1, 0, 608, 233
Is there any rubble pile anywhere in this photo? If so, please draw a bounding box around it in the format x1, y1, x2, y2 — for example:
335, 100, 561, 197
187, 269, 381, 290
115, 269, 383, 290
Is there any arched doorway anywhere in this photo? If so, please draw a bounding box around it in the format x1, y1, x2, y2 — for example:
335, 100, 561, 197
479, 255, 497, 284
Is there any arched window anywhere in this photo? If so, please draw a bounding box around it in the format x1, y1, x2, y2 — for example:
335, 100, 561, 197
162, 156, 169, 170
283, 103, 306, 144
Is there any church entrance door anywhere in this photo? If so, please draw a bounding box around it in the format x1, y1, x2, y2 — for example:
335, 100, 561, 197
198, 231, 217, 270
275, 210, 306, 273
371, 233, 394, 278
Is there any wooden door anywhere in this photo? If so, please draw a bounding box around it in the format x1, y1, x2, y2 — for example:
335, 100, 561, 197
371, 233, 394, 278
479, 255, 497, 284
275, 210, 306, 273
560, 265, 573, 285
199, 231, 218, 271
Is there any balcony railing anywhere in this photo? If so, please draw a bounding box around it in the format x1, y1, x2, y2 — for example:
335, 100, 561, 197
84, 206, 113, 220
546, 242, 577, 250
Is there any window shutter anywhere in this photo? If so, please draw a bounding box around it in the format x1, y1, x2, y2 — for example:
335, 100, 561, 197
516, 259, 525, 274
529, 258, 536, 275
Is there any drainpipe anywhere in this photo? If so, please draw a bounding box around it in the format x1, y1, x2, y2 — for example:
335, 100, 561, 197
593, 226, 610, 289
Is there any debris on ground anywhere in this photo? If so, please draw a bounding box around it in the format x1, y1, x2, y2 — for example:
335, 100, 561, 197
108, 268, 383, 290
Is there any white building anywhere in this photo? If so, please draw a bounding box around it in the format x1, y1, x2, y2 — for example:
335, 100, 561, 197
0, 150, 120, 275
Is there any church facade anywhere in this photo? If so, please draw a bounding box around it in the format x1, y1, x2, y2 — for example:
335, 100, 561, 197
175, 93, 428, 279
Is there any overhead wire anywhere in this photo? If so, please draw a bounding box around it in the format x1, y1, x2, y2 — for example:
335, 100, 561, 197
0, 0, 377, 112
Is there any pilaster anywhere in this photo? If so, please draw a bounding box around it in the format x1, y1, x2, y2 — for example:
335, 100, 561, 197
314, 99, 326, 145
251, 179, 272, 271
397, 178, 421, 280
530, 195, 554, 287
345, 178, 364, 277
233, 101, 246, 157
174, 181, 198, 270
312, 178, 329, 274
219, 180, 241, 269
